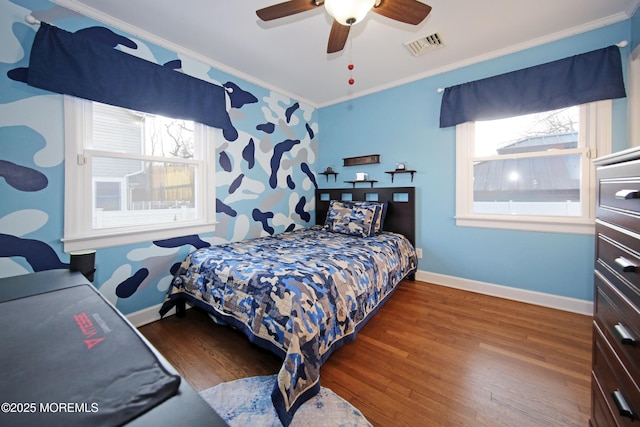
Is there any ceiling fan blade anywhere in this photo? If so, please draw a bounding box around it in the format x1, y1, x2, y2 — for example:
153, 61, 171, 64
327, 20, 351, 53
256, 0, 322, 21
372, 0, 432, 25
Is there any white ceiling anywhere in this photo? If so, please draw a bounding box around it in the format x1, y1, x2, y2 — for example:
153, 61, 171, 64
49, 0, 639, 107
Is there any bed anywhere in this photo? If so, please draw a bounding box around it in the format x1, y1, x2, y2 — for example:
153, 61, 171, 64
159, 186, 417, 426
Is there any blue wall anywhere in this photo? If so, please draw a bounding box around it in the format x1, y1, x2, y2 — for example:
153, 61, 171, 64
0, 0, 318, 314
318, 21, 633, 302
1, 0, 636, 312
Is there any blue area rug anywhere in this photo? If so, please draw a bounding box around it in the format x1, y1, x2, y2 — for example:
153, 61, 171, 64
200, 375, 372, 427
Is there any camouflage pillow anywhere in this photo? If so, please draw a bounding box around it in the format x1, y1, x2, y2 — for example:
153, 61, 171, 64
324, 200, 382, 237
373, 201, 388, 234
331, 200, 387, 234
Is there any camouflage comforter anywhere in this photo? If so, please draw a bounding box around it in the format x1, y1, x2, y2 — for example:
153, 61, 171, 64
160, 226, 417, 425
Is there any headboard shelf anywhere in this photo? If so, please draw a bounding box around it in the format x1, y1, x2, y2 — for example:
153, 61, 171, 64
315, 187, 416, 247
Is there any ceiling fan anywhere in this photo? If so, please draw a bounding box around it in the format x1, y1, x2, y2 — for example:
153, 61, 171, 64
256, 0, 432, 53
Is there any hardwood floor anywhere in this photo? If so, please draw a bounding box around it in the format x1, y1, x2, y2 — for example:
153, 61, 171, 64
139, 280, 593, 426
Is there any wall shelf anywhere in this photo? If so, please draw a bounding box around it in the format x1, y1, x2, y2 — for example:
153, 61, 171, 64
343, 154, 380, 167
319, 171, 338, 182
385, 170, 416, 182
344, 180, 377, 188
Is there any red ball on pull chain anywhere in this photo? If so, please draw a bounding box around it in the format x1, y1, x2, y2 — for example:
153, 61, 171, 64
348, 63, 354, 70
348, 78, 355, 85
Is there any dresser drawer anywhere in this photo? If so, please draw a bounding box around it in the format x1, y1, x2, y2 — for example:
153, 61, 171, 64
592, 371, 619, 427
597, 160, 640, 234
592, 323, 640, 426
595, 222, 640, 308
594, 271, 640, 382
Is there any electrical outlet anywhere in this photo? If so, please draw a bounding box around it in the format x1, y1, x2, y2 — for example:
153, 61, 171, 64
416, 248, 423, 259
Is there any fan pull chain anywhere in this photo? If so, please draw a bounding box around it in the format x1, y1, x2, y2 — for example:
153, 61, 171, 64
347, 26, 355, 85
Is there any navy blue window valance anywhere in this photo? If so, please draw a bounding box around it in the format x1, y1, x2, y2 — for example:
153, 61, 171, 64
439, 45, 626, 128
26, 22, 238, 140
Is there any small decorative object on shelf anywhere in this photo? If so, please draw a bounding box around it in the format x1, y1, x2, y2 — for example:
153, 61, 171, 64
396, 162, 406, 171
355, 172, 368, 181
319, 166, 338, 182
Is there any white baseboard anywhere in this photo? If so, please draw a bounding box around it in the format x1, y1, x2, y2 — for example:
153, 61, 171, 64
415, 270, 593, 316
127, 270, 592, 327
127, 303, 178, 328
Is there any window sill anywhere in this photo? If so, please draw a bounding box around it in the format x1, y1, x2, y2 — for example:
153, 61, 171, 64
62, 222, 216, 252
455, 215, 594, 235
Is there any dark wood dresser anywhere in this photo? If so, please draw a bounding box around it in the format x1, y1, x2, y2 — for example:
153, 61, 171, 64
592, 147, 640, 426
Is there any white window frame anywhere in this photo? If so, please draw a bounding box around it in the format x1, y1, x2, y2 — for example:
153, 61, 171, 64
62, 96, 217, 252
455, 100, 612, 234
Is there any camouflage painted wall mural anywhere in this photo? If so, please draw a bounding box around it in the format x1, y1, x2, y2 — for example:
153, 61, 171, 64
0, 0, 318, 315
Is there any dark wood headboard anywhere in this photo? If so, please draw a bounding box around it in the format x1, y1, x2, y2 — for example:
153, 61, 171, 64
315, 187, 416, 247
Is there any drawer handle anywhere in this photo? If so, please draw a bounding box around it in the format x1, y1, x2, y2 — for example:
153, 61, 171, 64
615, 256, 638, 273
615, 189, 640, 200
612, 389, 635, 420
613, 323, 636, 345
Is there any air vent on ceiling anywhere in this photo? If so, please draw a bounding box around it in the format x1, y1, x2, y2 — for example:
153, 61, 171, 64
404, 33, 444, 56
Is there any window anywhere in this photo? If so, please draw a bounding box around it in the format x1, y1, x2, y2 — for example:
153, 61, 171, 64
456, 100, 612, 234
63, 97, 216, 252
95, 181, 121, 211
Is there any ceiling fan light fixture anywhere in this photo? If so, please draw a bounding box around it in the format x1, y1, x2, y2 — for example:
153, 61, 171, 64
325, 0, 376, 26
